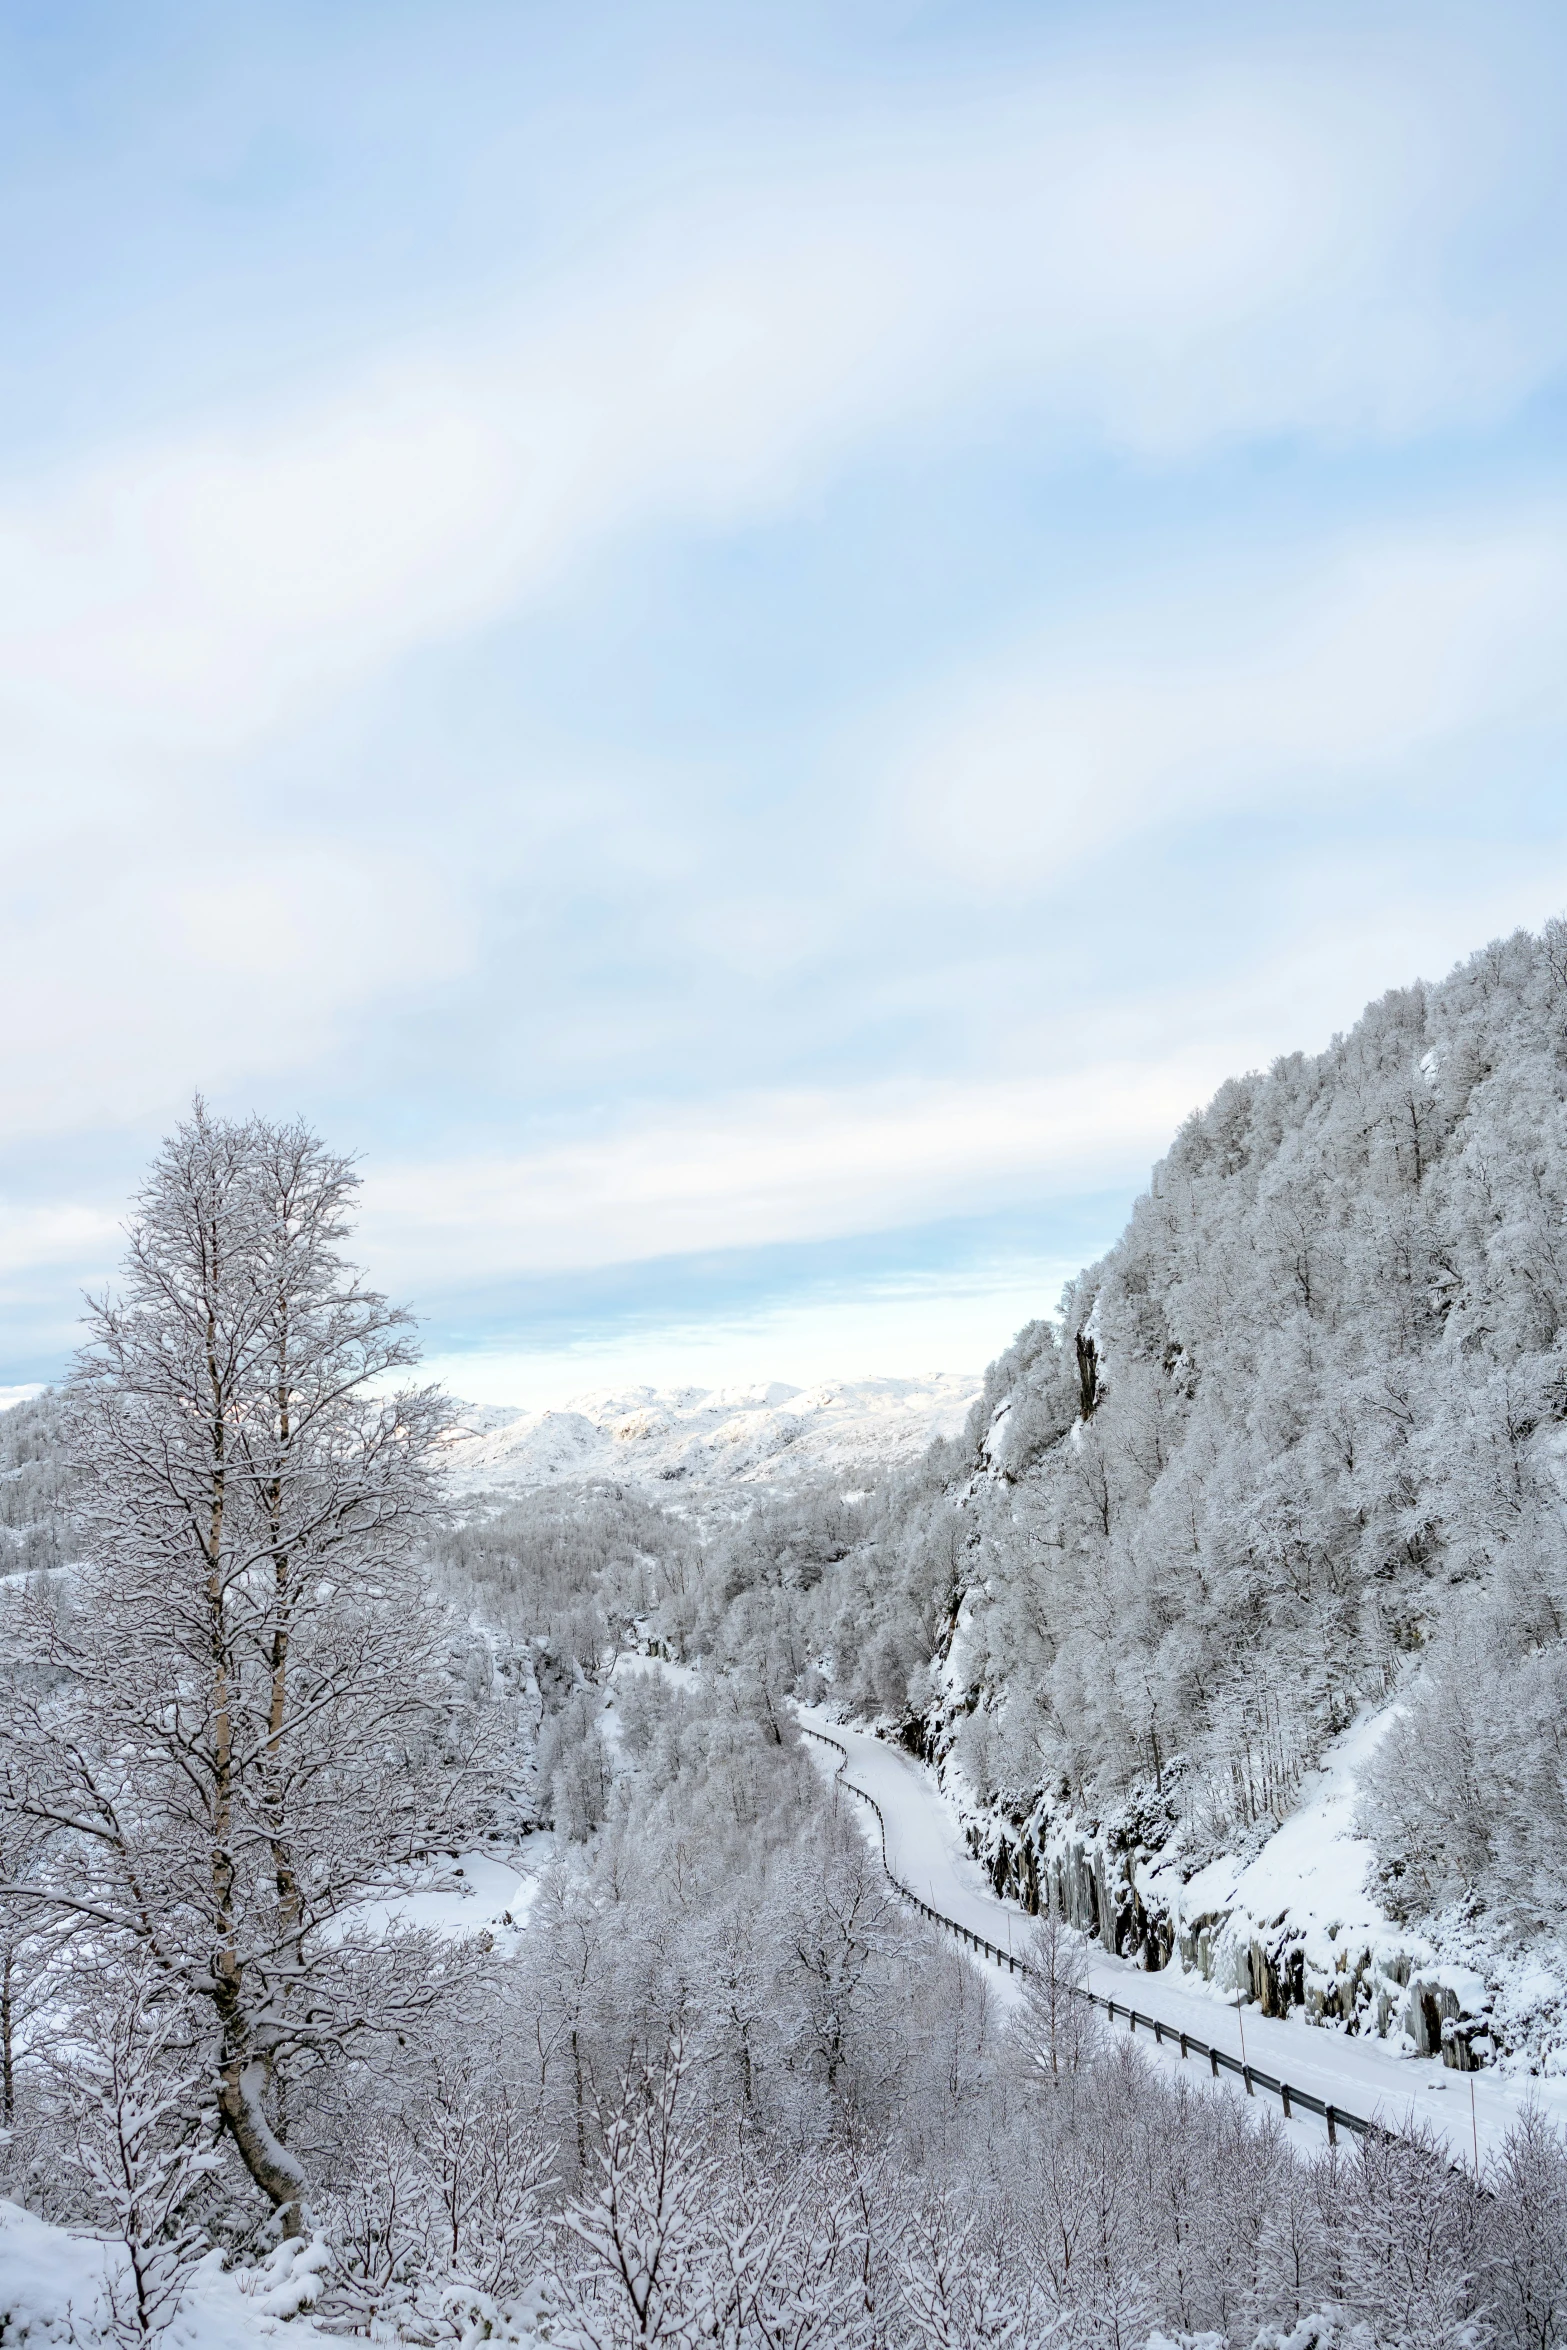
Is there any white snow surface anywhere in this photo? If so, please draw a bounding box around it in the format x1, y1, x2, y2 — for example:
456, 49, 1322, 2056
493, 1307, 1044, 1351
1157, 1708, 1398, 1968
443, 1374, 979, 1498
796, 1706, 1567, 2167
345, 1838, 549, 1947
0, 2200, 340, 2348
1135, 1706, 1483, 2038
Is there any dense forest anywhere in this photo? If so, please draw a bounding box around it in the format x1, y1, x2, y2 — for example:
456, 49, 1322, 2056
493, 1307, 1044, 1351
943, 923, 1567, 1944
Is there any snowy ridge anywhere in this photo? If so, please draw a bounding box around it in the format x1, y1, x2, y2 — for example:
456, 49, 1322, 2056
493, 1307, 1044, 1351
443, 1373, 980, 1497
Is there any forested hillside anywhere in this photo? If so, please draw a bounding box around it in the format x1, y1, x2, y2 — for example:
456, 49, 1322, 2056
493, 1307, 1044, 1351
0, 1394, 73, 1581
339, 929, 1567, 2060
938, 925, 1567, 1942
604, 925, 1567, 2063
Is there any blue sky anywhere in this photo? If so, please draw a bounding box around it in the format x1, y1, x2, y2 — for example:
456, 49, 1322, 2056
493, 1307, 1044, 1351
5, 0, 1567, 1402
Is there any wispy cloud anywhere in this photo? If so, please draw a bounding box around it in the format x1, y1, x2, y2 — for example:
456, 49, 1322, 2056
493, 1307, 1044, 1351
356, 1059, 1215, 1293
2, 25, 1559, 771
884, 511, 1567, 891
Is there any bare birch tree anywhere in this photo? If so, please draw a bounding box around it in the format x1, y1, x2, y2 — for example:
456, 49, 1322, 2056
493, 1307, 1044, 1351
0, 1102, 493, 2235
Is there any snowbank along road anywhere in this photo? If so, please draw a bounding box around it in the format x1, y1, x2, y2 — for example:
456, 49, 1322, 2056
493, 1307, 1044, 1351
796, 1706, 1567, 2171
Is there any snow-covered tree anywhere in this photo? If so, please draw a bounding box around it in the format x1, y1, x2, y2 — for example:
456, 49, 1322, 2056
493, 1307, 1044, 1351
0, 1103, 493, 2234
555, 2027, 720, 2349
1016, 1895, 1098, 2085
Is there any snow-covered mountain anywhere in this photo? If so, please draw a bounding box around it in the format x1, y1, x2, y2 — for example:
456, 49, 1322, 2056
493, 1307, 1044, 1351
444, 1373, 980, 1498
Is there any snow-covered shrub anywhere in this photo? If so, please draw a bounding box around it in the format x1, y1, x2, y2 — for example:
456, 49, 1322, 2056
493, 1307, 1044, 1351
47, 1963, 219, 2343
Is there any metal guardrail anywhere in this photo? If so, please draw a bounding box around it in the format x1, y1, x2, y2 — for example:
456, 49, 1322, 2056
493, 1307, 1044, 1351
799, 1721, 1372, 2147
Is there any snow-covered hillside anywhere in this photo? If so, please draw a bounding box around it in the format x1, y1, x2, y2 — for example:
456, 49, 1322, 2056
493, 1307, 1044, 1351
444, 1373, 980, 1498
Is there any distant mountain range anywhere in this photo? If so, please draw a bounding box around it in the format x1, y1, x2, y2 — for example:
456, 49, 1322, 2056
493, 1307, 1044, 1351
444, 1373, 980, 1497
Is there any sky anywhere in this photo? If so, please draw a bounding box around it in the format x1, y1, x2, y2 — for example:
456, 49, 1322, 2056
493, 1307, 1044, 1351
4, 0, 1567, 1405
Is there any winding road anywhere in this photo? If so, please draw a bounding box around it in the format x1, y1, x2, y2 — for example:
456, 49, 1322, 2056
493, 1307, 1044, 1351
796, 1705, 1567, 2168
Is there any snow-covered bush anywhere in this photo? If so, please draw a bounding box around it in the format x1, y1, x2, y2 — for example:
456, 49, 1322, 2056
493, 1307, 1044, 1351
48, 1963, 219, 2344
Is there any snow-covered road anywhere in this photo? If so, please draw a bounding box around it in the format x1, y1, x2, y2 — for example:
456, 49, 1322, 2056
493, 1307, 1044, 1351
797, 1706, 1567, 2168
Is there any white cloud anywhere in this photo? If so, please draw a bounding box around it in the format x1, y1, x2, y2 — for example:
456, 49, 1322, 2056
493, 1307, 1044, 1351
358, 850, 1567, 1303
884, 511, 1567, 888
356, 1059, 1220, 1291
3, 5, 1564, 1217
0, 844, 472, 1137
0, 32, 1556, 781
0, 1200, 122, 1280
12, 855, 1566, 1390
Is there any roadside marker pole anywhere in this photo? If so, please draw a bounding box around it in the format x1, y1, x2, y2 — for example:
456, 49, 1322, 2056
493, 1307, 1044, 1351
1236, 1994, 1252, 2093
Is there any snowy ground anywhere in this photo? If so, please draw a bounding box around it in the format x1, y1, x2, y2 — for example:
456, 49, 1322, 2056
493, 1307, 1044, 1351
0, 2200, 339, 2349
1134, 1707, 1495, 2061
442, 1375, 979, 1498
346, 1836, 550, 1947
1145, 1709, 1410, 1992
797, 1706, 1567, 2167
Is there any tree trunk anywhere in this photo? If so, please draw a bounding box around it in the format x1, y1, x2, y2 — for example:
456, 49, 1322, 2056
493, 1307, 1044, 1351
1, 1941, 13, 2124
217, 2050, 308, 2237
